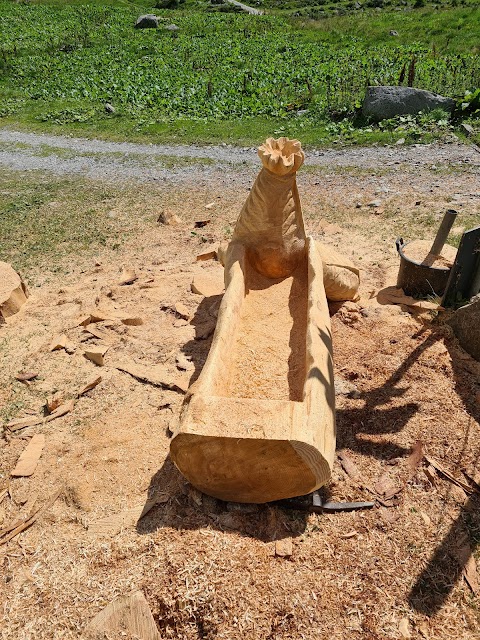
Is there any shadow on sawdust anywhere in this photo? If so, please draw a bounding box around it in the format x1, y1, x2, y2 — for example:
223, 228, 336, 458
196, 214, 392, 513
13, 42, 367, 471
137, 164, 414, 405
139, 295, 480, 604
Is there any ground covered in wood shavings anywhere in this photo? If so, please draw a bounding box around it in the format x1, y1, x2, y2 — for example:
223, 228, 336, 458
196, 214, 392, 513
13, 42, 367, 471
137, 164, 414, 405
1, 150, 480, 640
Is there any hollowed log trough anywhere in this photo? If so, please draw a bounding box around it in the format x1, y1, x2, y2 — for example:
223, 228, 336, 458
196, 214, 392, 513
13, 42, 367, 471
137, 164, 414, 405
170, 138, 336, 503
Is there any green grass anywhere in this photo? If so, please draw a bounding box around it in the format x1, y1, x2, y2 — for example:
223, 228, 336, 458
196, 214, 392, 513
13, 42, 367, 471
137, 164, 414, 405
0, 171, 141, 277
0, 1, 478, 146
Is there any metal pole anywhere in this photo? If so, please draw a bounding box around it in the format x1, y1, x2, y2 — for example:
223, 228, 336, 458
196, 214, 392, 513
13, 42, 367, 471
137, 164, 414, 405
429, 209, 458, 257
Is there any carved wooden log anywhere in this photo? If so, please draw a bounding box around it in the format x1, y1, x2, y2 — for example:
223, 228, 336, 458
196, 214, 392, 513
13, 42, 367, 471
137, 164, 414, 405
0, 262, 29, 324
170, 138, 335, 503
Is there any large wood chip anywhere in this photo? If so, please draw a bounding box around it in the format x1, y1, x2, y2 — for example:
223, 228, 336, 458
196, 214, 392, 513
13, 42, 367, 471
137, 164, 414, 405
89, 494, 169, 537
424, 455, 476, 494
121, 316, 144, 326
275, 538, 293, 558
453, 530, 479, 595
191, 270, 224, 298
0, 486, 62, 545
6, 414, 44, 431
15, 371, 38, 382
0, 261, 28, 321
84, 345, 109, 367
49, 333, 74, 353
337, 450, 361, 481
78, 376, 102, 397
77, 310, 113, 327
405, 440, 423, 477
377, 286, 439, 310
196, 250, 217, 262
11, 434, 45, 477
115, 360, 189, 394
6, 399, 74, 432
118, 268, 138, 286
86, 590, 160, 640
375, 472, 402, 501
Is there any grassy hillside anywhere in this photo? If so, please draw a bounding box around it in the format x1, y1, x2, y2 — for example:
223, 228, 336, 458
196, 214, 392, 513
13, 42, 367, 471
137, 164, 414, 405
0, 0, 478, 145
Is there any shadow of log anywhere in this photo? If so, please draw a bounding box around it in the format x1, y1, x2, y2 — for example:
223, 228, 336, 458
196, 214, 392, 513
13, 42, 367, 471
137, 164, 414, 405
136, 455, 312, 542
408, 491, 480, 615
181, 294, 222, 385
407, 330, 480, 615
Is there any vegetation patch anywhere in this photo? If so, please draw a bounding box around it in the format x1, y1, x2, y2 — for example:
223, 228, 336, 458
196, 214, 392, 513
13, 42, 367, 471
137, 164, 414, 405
0, 1, 478, 145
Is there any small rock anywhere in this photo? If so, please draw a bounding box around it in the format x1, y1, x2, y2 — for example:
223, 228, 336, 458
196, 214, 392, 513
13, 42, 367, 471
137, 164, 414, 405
367, 200, 382, 208
355, 202, 362, 208
389, 29, 399, 36
157, 210, 182, 226
396, 137, 405, 145
135, 14, 159, 29
165, 23, 179, 31
204, 202, 215, 210
362, 86, 455, 121
104, 103, 115, 114
461, 123, 475, 136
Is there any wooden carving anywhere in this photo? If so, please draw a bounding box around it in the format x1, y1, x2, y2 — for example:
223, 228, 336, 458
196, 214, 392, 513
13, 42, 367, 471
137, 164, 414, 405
170, 137, 336, 503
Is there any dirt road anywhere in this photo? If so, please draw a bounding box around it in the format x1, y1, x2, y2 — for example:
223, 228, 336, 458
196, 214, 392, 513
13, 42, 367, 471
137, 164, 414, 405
0, 128, 479, 184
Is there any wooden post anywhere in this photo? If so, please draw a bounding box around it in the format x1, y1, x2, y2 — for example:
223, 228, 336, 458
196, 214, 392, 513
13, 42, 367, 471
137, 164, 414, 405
442, 226, 480, 307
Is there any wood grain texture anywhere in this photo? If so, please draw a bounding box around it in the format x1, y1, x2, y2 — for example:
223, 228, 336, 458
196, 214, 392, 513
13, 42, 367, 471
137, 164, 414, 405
87, 590, 160, 640
11, 434, 45, 477
170, 138, 335, 503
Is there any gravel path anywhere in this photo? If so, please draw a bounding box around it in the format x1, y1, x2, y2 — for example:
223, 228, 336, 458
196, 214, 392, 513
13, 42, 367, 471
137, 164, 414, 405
0, 128, 478, 184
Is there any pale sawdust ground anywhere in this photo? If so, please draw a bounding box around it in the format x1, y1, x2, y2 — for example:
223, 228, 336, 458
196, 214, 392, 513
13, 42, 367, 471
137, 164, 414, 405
1, 156, 480, 640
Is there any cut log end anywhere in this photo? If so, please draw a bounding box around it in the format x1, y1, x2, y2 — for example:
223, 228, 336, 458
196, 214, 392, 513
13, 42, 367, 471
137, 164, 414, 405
170, 433, 330, 503
0, 261, 29, 321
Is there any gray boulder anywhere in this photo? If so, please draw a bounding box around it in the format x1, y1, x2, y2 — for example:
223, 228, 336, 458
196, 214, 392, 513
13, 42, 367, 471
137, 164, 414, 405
447, 294, 480, 361
135, 14, 159, 29
362, 86, 455, 121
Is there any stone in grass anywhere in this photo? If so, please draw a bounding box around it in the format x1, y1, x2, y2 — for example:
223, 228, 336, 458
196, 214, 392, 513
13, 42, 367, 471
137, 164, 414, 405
447, 294, 480, 361
135, 14, 159, 29
362, 86, 455, 122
